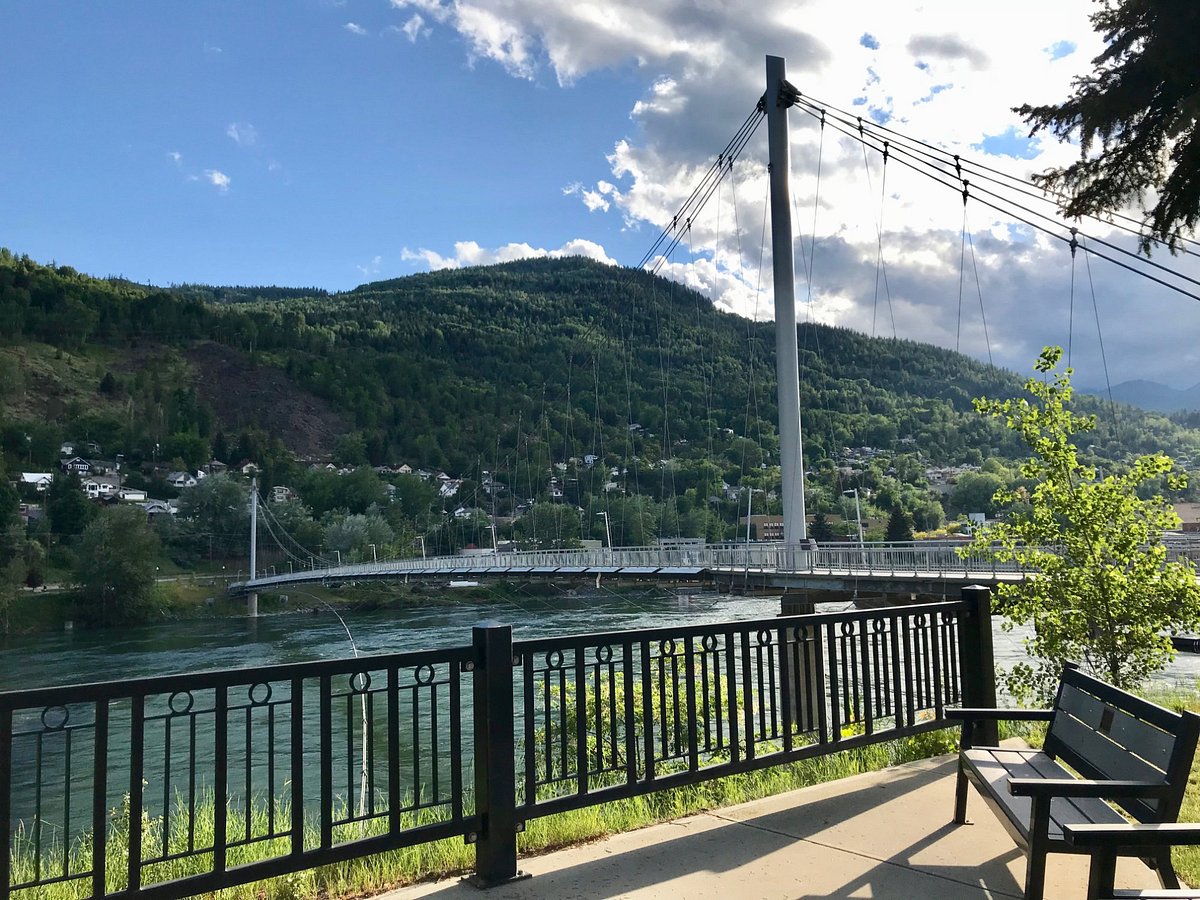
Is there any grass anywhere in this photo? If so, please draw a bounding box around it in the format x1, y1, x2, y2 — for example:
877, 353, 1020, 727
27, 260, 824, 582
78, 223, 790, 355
8, 728, 960, 900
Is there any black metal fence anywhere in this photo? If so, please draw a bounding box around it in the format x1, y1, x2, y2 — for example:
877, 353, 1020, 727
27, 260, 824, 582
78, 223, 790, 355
1, 587, 996, 897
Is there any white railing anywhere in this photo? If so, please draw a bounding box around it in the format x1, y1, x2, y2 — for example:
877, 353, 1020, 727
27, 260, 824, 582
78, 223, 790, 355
235, 539, 1032, 591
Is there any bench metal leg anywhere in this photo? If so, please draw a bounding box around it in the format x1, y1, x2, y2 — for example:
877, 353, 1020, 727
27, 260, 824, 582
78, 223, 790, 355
953, 758, 970, 824
1154, 849, 1181, 890
1024, 796, 1052, 900
1086, 851, 1116, 900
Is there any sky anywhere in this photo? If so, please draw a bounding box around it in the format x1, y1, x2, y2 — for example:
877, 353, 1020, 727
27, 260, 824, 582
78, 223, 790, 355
5, 1, 1200, 388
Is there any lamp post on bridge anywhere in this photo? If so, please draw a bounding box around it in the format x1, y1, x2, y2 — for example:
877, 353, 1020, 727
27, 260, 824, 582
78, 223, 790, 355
842, 489, 865, 546
368, 543, 377, 563
597, 511, 612, 553
417, 535, 426, 559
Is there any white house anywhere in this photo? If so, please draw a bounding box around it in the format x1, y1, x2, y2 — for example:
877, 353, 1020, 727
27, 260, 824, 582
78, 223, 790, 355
167, 471, 197, 489
19, 472, 53, 492
118, 488, 148, 502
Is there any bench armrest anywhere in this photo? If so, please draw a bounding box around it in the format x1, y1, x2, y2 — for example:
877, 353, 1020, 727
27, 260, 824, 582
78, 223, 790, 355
946, 708, 1054, 722
1065, 823, 1200, 850
1008, 778, 1172, 800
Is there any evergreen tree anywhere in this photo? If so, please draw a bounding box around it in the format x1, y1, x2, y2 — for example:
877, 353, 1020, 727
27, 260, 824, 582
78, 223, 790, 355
1017, 0, 1200, 251
885, 507, 914, 542
46, 472, 94, 537
809, 512, 835, 542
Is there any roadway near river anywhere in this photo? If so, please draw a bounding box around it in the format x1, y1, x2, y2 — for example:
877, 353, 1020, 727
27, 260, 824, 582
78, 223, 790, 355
2, 588, 1199, 694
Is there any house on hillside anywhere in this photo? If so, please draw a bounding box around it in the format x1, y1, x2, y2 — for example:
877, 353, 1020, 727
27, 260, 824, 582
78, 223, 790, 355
19, 472, 53, 492
167, 471, 197, 489
84, 478, 120, 499
60, 457, 93, 476
439, 479, 462, 499
1174, 502, 1200, 533
271, 485, 297, 504
238, 461, 260, 476
118, 488, 148, 502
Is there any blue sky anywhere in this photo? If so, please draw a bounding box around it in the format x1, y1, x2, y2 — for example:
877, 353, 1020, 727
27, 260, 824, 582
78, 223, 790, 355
6, 1, 1200, 386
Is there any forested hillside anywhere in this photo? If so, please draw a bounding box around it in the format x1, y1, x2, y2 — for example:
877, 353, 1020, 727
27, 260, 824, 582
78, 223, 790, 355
2, 246, 1199, 569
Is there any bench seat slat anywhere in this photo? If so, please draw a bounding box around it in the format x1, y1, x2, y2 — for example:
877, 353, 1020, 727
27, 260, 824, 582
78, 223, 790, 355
1057, 683, 1175, 771
964, 748, 1128, 845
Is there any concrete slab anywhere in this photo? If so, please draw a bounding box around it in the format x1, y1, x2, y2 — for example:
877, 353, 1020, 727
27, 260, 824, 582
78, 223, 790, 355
380, 755, 1171, 899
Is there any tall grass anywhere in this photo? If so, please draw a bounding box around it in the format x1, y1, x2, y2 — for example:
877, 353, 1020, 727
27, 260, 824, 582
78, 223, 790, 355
9, 728, 958, 900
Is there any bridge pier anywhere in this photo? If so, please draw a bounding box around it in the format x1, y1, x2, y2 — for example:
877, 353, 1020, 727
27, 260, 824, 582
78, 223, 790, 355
247, 591, 258, 618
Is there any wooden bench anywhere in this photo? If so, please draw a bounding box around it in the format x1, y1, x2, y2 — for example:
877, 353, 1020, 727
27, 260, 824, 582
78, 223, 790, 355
949, 664, 1200, 900
1066, 823, 1200, 899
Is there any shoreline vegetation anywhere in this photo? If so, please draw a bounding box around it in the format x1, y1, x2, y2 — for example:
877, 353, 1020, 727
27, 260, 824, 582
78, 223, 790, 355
10, 729, 963, 900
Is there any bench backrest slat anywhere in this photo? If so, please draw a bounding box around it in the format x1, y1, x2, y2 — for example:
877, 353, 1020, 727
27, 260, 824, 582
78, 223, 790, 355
1056, 682, 1175, 771
1044, 667, 1200, 824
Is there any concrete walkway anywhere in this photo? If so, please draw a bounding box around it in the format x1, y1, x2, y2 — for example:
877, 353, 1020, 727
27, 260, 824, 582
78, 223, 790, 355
382, 754, 1171, 899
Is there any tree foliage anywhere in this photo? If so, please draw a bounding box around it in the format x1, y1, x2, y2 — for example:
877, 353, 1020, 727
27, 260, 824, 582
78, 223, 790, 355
966, 347, 1200, 701
75, 505, 162, 626
1016, 0, 1200, 251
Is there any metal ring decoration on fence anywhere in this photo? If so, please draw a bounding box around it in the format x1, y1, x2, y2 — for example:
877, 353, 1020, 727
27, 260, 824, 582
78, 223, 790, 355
168, 690, 195, 716
595, 645, 612, 664
414, 665, 436, 685
545, 650, 564, 670
757, 628, 772, 646
40, 705, 69, 730
249, 682, 273, 705
841, 621, 855, 636
660, 638, 677, 657
872, 617, 887, 634
940, 609, 955, 625
790, 624, 810, 643
701, 633, 719, 652
914, 613, 926, 627
350, 672, 372, 693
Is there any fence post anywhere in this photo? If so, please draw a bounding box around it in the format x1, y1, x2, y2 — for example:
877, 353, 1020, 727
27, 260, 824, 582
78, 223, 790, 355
957, 585, 998, 745
469, 624, 526, 887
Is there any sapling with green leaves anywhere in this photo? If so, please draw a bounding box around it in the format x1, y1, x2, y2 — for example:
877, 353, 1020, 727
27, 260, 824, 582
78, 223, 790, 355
965, 346, 1200, 703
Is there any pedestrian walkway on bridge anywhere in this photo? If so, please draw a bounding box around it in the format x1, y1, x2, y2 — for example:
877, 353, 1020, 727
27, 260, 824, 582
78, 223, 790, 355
383, 751, 1167, 899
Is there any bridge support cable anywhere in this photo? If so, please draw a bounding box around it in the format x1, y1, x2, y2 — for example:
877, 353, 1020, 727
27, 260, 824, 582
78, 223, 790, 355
858, 130, 896, 340
1082, 238, 1120, 432
254, 489, 334, 569
765, 54, 807, 543
637, 104, 765, 275
788, 93, 1200, 306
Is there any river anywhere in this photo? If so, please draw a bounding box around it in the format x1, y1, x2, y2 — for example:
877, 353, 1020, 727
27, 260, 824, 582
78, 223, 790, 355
3, 587, 1200, 693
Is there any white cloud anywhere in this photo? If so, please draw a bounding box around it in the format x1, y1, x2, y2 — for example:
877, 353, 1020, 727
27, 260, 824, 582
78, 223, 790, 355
394, 0, 1200, 385
167, 151, 182, 166
402, 238, 617, 270
204, 170, 231, 192
401, 14, 428, 42
357, 255, 384, 278
344, 21, 368, 36
226, 122, 258, 146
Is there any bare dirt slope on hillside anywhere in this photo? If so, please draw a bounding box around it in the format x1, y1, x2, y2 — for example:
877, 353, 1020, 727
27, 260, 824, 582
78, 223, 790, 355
183, 342, 347, 460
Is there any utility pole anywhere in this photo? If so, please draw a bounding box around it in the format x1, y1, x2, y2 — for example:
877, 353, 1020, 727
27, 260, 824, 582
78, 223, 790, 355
765, 55, 807, 543
248, 477, 259, 617
249, 477, 258, 578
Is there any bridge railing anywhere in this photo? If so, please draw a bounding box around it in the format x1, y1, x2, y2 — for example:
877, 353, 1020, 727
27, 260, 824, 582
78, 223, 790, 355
0, 589, 998, 895
240, 539, 1030, 589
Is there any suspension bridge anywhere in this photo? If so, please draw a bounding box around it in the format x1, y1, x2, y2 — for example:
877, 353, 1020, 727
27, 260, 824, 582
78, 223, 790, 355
231, 56, 1200, 611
